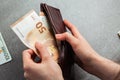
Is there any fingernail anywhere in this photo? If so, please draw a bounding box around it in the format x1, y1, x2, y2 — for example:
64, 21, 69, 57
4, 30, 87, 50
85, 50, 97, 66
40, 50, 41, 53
35, 42, 41, 48
35, 42, 41, 55
35, 41, 43, 45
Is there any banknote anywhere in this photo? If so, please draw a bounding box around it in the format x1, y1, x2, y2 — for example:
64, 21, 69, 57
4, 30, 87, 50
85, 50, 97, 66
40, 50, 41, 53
0, 33, 12, 65
11, 10, 59, 62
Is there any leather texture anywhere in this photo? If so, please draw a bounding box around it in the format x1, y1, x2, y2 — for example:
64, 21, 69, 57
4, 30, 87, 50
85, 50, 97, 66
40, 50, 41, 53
40, 3, 75, 80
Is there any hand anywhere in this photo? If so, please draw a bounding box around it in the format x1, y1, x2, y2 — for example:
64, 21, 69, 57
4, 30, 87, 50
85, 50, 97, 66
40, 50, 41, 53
56, 20, 98, 64
22, 42, 63, 80
56, 20, 120, 80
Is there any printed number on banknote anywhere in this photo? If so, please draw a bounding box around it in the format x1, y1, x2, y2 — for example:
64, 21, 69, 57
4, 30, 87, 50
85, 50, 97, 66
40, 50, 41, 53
0, 33, 12, 65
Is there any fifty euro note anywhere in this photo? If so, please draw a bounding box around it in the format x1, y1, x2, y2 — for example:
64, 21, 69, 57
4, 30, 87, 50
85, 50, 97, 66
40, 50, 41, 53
11, 10, 59, 62
0, 33, 12, 65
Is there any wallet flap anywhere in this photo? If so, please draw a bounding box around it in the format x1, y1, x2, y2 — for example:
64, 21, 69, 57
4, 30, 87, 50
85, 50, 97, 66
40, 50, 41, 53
40, 3, 65, 63
40, 3, 66, 34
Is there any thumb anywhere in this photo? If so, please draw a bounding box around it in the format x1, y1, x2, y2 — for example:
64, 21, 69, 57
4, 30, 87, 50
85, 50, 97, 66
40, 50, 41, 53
55, 32, 79, 48
35, 42, 51, 61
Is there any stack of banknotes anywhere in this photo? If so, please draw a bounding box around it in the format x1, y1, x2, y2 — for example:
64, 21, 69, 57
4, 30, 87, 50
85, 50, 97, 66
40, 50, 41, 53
11, 10, 59, 62
0, 33, 12, 65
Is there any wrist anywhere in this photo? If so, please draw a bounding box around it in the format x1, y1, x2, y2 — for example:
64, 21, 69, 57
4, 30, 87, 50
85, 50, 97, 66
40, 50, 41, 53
81, 51, 101, 65
83, 53, 120, 80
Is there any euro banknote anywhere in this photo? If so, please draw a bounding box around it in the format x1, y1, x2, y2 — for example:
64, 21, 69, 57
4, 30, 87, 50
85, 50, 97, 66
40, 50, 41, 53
0, 33, 12, 65
11, 10, 59, 62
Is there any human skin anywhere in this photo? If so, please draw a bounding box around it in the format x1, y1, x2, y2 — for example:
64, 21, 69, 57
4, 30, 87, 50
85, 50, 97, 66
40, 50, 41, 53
56, 20, 120, 80
23, 20, 120, 80
23, 42, 64, 80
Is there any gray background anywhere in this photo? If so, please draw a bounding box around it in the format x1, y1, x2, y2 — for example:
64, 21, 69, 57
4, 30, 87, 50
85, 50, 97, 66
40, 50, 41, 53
0, 0, 120, 80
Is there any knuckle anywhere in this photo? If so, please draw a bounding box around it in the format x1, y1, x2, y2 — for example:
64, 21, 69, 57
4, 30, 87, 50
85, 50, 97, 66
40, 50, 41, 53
73, 39, 80, 48
23, 65, 31, 72
64, 32, 69, 39
22, 50, 28, 54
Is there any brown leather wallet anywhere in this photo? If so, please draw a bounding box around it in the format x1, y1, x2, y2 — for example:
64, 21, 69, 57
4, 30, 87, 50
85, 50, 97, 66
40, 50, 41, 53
40, 3, 74, 80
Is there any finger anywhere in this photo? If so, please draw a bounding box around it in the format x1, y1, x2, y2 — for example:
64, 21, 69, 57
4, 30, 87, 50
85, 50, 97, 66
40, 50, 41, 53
23, 49, 35, 68
55, 32, 79, 48
26, 49, 36, 60
64, 20, 80, 38
35, 42, 51, 61
24, 72, 28, 79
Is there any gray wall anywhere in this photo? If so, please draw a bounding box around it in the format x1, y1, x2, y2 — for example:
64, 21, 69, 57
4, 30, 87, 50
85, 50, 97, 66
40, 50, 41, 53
0, 0, 120, 80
